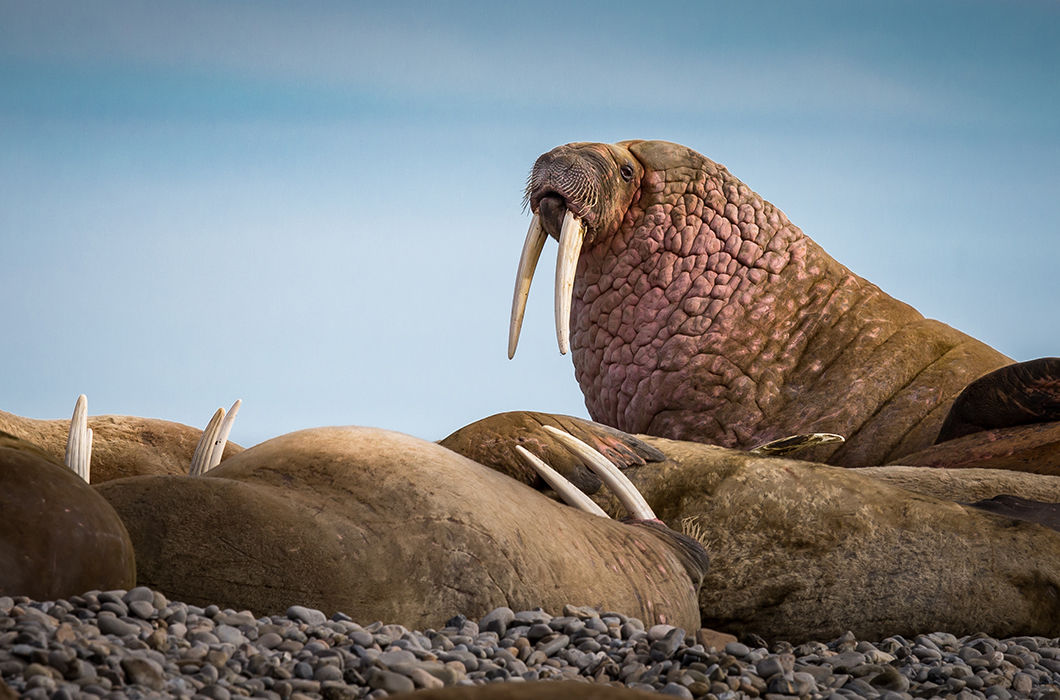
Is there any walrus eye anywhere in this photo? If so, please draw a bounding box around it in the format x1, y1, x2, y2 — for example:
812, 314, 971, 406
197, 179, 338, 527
620, 163, 634, 182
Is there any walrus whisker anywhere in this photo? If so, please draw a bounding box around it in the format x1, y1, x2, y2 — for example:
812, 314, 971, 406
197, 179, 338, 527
555, 209, 585, 355
64, 394, 92, 483
508, 213, 547, 359
208, 399, 242, 470
514, 445, 609, 517
190, 407, 225, 477
542, 425, 656, 521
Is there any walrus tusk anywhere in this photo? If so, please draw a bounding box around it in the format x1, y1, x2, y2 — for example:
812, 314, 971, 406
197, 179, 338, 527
65, 394, 92, 483
749, 432, 845, 456
209, 399, 242, 470
515, 445, 609, 517
543, 425, 657, 521
508, 214, 547, 359
190, 407, 225, 477
555, 210, 585, 355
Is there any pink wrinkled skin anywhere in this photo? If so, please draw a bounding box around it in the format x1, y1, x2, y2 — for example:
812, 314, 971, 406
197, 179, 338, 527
546, 141, 1011, 465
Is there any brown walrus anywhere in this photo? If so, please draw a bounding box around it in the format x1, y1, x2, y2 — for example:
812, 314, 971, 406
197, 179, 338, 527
0, 433, 135, 599
0, 405, 243, 482
508, 140, 1060, 467
447, 412, 1060, 641
97, 425, 709, 631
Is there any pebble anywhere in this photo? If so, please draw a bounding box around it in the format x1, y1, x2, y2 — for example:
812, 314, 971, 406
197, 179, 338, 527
0, 589, 1057, 698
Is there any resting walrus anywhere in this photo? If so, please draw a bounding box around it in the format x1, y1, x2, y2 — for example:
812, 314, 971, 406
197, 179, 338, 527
509, 140, 1059, 466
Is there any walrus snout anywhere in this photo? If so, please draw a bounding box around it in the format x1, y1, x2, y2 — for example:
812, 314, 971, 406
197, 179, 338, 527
537, 193, 567, 240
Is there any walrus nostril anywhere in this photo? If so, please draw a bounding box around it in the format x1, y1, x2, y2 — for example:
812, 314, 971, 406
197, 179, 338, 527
537, 194, 567, 241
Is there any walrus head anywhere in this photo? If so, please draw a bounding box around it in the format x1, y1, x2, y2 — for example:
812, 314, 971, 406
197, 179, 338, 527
523, 142, 644, 246
512, 142, 644, 357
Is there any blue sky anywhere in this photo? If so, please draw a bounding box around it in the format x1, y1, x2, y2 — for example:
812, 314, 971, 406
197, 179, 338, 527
1, 1, 1057, 448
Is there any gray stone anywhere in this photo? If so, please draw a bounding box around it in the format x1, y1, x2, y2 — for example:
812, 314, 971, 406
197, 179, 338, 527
648, 624, 677, 641
479, 607, 515, 636
537, 634, 571, 657
119, 656, 165, 691
122, 587, 155, 605
367, 668, 414, 695
213, 624, 245, 645
127, 600, 156, 620
724, 642, 751, 657
376, 649, 416, 667
526, 623, 553, 643
314, 664, 344, 682
659, 682, 694, 698
96, 615, 140, 638
286, 606, 327, 626
870, 665, 910, 692
1011, 672, 1034, 694
513, 610, 552, 625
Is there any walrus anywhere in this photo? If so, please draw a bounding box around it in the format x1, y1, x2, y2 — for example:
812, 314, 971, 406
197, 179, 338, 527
7, 398, 706, 628
8, 395, 1060, 640
96, 425, 709, 631
0, 401, 244, 482
606, 434, 1060, 641
446, 412, 1060, 640
508, 140, 1059, 467
0, 432, 136, 599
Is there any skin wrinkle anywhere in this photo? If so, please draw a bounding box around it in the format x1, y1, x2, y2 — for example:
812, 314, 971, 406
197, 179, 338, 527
874, 339, 989, 463
578, 168, 773, 433
819, 324, 959, 459
778, 277, 886, 411
531, 141, 1012, 465
837, 339, 962, 464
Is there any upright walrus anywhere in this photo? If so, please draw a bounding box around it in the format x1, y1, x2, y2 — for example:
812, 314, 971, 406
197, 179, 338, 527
509, 140, 1027, 466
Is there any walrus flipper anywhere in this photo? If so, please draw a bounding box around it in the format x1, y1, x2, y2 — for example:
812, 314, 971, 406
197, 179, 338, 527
937, 357, 1060, 443
965, 494, 1060, 532
439, 411, 664, 493
749, 432, 845, 457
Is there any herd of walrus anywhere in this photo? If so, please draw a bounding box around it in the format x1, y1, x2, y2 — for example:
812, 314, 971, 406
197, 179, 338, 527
3, 142, 1059, 692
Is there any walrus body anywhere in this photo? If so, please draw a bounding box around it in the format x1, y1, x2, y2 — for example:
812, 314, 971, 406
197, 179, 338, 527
590, 434, 1060, 641
96, 426, 707, 630
0, 434, 135, 598
449, 412, 1060, 639
5, 397, 1060, 642
514, 140, 1015, 466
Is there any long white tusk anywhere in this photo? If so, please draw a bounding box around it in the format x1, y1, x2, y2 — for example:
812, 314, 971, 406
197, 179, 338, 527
543, 425, 656, 521
508, 214, 548, 359
554, 210, 585, 355
190, 407, 225, 477
65, 394, 91, 483
208, 399, 242, 470
84, 428, 93, 484
515, 445, 609, 518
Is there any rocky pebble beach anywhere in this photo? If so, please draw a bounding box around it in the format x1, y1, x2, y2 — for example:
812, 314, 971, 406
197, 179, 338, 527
1, 588, 1058, 700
